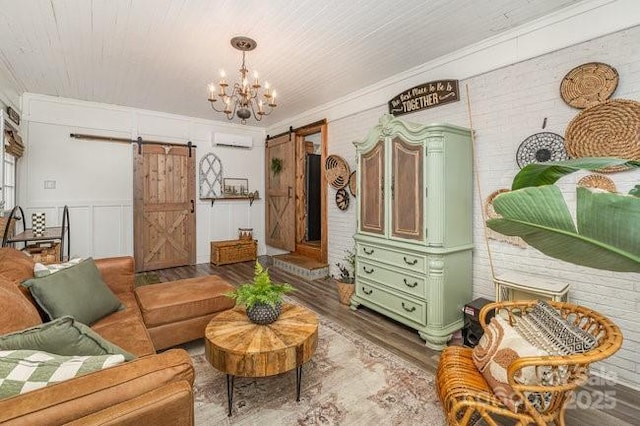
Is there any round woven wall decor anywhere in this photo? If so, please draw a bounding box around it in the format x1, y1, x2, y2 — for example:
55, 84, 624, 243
560, 62, 618, 109
348, 171, 356, 197
325, 154, 351, 189
577, 174, 617, 193
516, 132, 569, 168
564, 99, 640, 173
335, 188, 350, 211
483, 189, 527, 248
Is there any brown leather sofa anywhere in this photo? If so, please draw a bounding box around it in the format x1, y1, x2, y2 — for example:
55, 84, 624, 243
0, 247, 235, 425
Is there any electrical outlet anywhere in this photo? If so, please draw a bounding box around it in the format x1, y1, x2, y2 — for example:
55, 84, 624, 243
44, 180, 56, 189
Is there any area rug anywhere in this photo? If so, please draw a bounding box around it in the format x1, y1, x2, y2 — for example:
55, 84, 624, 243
189, 312, 445, 425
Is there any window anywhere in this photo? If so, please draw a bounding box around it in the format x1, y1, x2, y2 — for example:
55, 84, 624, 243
3, 153, 15, 211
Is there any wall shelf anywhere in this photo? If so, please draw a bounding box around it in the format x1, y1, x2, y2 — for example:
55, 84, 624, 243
203, 196, 261, 207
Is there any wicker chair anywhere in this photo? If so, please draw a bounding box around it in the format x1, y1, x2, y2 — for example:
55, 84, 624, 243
436, 300, 623, 426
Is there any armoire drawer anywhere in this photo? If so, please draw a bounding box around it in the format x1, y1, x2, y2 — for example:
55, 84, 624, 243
357, 243, 426, 274
356, 260, 427, 299
357, 281, 426, 325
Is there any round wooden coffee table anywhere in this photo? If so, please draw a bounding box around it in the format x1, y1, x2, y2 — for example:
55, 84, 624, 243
205, 303, 318, 416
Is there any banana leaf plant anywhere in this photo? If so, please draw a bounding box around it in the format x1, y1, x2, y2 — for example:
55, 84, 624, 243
486, 158, 640, 273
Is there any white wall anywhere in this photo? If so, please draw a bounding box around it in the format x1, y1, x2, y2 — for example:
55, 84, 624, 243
310, 23, 640, 390
19, 94, 266, 264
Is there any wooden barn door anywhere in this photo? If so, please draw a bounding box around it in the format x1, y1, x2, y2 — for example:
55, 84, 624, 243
265, 134, 295, 251
133, 144, 196, 272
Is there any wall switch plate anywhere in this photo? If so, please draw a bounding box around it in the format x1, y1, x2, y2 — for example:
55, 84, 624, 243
44, 180, 56, 189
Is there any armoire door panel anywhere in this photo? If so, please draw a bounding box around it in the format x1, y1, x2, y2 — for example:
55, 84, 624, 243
391, 137, 423, 240
359, 140, 385, 235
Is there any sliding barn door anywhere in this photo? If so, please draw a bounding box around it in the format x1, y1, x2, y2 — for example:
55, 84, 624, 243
133, 144, 196, 272
265, 134, 295, 251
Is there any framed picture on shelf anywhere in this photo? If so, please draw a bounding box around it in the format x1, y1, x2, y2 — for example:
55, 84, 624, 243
223, 178, 249, 197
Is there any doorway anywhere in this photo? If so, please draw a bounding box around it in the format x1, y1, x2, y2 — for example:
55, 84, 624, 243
294, 122, 327, 263
265, 121, 327, 264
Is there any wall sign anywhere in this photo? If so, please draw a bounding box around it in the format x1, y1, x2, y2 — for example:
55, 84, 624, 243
388, 80, 459, 116
6, 107, 20, 125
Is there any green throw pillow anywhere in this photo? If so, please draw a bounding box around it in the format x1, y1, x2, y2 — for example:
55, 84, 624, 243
22, 258, 124, 325
0, 349, 125, 398
0, 316, 134, 361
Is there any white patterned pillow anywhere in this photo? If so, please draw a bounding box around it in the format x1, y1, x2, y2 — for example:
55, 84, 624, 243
33, 258, 85, 278
516, 300, 597, 354
0, 349, 124, 398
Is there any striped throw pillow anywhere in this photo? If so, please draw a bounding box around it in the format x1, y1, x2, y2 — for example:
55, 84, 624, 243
0, 349, 124, 398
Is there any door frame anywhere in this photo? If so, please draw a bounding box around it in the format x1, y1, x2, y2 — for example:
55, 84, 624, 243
293, 121, 328, 263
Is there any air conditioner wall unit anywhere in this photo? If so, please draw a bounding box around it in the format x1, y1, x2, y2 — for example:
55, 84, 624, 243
213, 132, 253, 149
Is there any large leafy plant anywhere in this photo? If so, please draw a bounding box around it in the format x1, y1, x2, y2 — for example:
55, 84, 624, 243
486, 158, 640, 272
226, 261, 294, 309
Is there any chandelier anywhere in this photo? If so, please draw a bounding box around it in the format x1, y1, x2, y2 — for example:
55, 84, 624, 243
207, 36, 277, 124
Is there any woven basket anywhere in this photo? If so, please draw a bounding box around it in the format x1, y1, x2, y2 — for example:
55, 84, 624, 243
564, 99, 640, 173
336, 280, 355, 305
325, 155, 351, 189
577, 174, 617, 192
560, 62, 618, 109
348, 171, 356, 197
484, 189, 527, 248
25, 242, 60, 265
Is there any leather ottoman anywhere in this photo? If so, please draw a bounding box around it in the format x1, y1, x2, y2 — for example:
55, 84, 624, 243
135, 276, 236, 350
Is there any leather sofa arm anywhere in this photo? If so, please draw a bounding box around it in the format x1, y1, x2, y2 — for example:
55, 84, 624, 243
0, 349, 194, 426
94, 256, 135, 295
66, 381, 193, 426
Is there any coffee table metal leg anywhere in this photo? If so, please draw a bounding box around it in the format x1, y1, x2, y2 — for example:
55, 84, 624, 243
226, 374, 234, 417
296, 365, 303, 402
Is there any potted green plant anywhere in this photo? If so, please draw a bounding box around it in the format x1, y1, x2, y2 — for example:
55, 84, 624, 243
486, 157, 640, 272
226, 261, 295, 324
335, 248, 356, 305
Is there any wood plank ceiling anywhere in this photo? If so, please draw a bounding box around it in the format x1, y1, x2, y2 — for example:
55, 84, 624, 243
0, 0, 586, 126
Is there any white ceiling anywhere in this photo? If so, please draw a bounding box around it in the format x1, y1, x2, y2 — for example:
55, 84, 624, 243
0, 0, 587, 127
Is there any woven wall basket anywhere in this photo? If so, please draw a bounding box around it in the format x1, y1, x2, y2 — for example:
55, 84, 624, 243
577, 174, 617, 193
325, 155, 351, 189
484, 189, 527, 248
516, 132, 568, 169
564, 99, 640, 173
560, 62, 618, 109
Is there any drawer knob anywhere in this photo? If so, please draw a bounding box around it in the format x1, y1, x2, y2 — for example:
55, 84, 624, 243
403, 256, 418, 266
403, 278, 418, 288
363, 247, 374, 255
401, 302, 416, 313
362, 287, 373, 295
363, 266, 374, 274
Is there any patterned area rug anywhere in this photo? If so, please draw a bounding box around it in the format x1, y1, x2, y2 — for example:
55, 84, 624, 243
189, 313, 445, 425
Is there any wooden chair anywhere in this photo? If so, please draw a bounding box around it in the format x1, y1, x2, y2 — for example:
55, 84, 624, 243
436, 300, 623, 426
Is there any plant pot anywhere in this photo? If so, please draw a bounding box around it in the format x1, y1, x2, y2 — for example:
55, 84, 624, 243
246, 302, 282, 325
336, 280, 355, 305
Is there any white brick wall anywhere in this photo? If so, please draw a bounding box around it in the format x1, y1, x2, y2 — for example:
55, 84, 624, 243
326, 26, 640, 389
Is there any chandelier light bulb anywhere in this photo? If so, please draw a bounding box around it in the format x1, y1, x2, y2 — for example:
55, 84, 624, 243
207, 83, 216, 100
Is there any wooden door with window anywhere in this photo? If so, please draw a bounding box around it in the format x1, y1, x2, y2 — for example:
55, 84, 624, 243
265, 134, 295, 251
133, 144, 196, 272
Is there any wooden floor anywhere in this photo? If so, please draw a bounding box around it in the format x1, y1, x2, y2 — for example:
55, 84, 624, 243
155, 260, 639, 426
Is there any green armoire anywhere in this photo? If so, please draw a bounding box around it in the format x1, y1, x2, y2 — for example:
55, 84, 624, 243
350, 114, 473, 349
